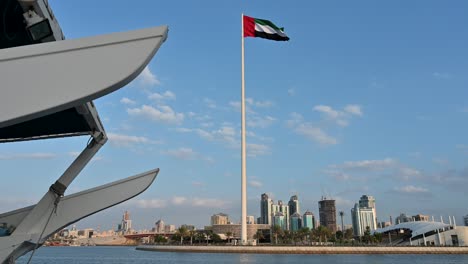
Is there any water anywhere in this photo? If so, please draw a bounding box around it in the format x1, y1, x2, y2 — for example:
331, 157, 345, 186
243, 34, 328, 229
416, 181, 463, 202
16, 246, 468, 264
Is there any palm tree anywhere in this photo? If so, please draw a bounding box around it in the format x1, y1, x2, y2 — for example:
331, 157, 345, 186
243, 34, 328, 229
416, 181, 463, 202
176, 226, 188, 245
271, 225, 283, 245
189, 230, 196, 245
299, 227, 310, 245
226, 231, 233, 244
253, 230, 264, 244
339, 211, 345, 234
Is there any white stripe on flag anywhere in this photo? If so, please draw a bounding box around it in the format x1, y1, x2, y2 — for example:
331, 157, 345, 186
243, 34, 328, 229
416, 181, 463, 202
255, 23, 287, 38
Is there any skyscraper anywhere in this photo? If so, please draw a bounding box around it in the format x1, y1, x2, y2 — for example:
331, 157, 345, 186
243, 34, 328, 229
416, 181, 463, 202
288, 195, 300, 215
120, 211, 132, 232
351, 195, 377, 237
155, 219, 165, 233
303, 211, 315, 230
277, 200, 290, 230
273, 212, 286, 230
211, 213, 229, 225
260, 193, 273, 225
318, 197, 337, 233
290, 212, 302, 231
464, 215, 468, 227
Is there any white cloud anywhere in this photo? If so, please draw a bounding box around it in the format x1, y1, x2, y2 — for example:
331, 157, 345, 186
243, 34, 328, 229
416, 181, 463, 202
344, 104, 363, 116
148, 90, 176, 101
393, 185, 430, 194
399, 167, 422, 179
313, 104, 363, 127
136, 66, 160, 86
192, 198, 230, 208
132, 199, 167, 208
127, 105, 184, 125
107, 133, 157, 147
286, 112, 304, 127
120, 97, 136, 105
171, 196, 188, 205
333, 158, 396, 170
0, 153, 56, 160
163, 148, 198, 160
169, 196, 230, 208
253, 100, 274, 108
247, 143, 271, 157
295, 123, 338, 145
249, 180, 263, 188
247, 115, 276, 128
314, 105, 340, 119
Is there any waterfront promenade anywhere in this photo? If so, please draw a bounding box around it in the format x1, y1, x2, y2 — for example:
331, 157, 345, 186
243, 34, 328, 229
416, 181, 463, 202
136, 245, 468, 254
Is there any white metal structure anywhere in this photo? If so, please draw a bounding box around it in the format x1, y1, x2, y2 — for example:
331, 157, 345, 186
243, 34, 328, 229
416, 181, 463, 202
0, 1, 168, 263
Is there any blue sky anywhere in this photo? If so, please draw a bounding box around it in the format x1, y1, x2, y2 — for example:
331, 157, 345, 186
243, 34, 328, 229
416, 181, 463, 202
1, 0, 468, 230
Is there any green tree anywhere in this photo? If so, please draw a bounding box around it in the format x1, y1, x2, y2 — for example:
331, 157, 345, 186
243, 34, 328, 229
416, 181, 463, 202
299, 227, 310, 245
211, 233, 222, 244
314, 226, 332, 243
271, 225, 283, 245
344, 228, 354, 240
362, 226, 372, 244
176, 226, 189, 245
226, 231, 233, 244
154, 235, 167, 244
336, 230, 344, 240
195, 232, 205, 244
188, 230, 196, 245
253, 230, 264, 244
373, 232, 383, 243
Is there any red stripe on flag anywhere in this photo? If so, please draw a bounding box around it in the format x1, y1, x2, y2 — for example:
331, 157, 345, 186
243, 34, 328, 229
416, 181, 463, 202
243, 15, 255, 38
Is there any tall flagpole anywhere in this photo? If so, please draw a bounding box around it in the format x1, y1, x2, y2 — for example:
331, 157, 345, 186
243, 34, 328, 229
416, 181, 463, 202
240, 12, 248, 245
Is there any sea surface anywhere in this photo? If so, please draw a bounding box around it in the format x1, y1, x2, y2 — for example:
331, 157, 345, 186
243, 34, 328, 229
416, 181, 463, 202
16, 246, 468, 264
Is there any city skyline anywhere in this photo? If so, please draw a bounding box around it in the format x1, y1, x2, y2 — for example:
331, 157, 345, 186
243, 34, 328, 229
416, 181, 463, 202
1, 0, 468, 230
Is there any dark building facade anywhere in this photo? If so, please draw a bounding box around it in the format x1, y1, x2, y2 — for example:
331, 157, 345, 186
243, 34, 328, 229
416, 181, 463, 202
260, 193, 272, 225
288, 195, 300, 215
318, 197, 337, 233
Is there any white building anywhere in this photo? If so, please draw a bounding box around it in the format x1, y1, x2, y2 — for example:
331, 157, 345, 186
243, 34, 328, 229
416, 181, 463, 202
351, 195, 377, 237
155, 219, 165, 233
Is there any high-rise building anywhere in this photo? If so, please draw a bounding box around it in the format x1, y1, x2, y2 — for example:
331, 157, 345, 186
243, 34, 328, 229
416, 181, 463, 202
351, 204, 376, 237
277, 200, 290, 230
164, 225, 176, 233
273, 212, 286, 230
260, 193, 273, 225
246, 215, 255, 224
211, 213, 229, 225
318, 197, 337, 233
464, 215, 468, 226
351, 195, 377, 237
155, 219, 165, 233
359, 195, 375, 209
288, 195, 300, 215
120, 211, 132, 232
303, 211, 315, 230
395, 213, 412, 224
290, 212, 302, 231
412, 214, 429, 222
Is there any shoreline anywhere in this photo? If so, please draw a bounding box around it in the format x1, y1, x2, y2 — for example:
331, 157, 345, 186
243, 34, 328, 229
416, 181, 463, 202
136, 245, 468, 255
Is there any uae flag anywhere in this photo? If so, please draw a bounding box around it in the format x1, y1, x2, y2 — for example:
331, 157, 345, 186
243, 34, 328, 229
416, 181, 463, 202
243, 15, 289, 41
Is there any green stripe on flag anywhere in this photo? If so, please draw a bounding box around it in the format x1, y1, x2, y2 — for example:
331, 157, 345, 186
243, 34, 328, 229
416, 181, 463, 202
254, 18, 283, 31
